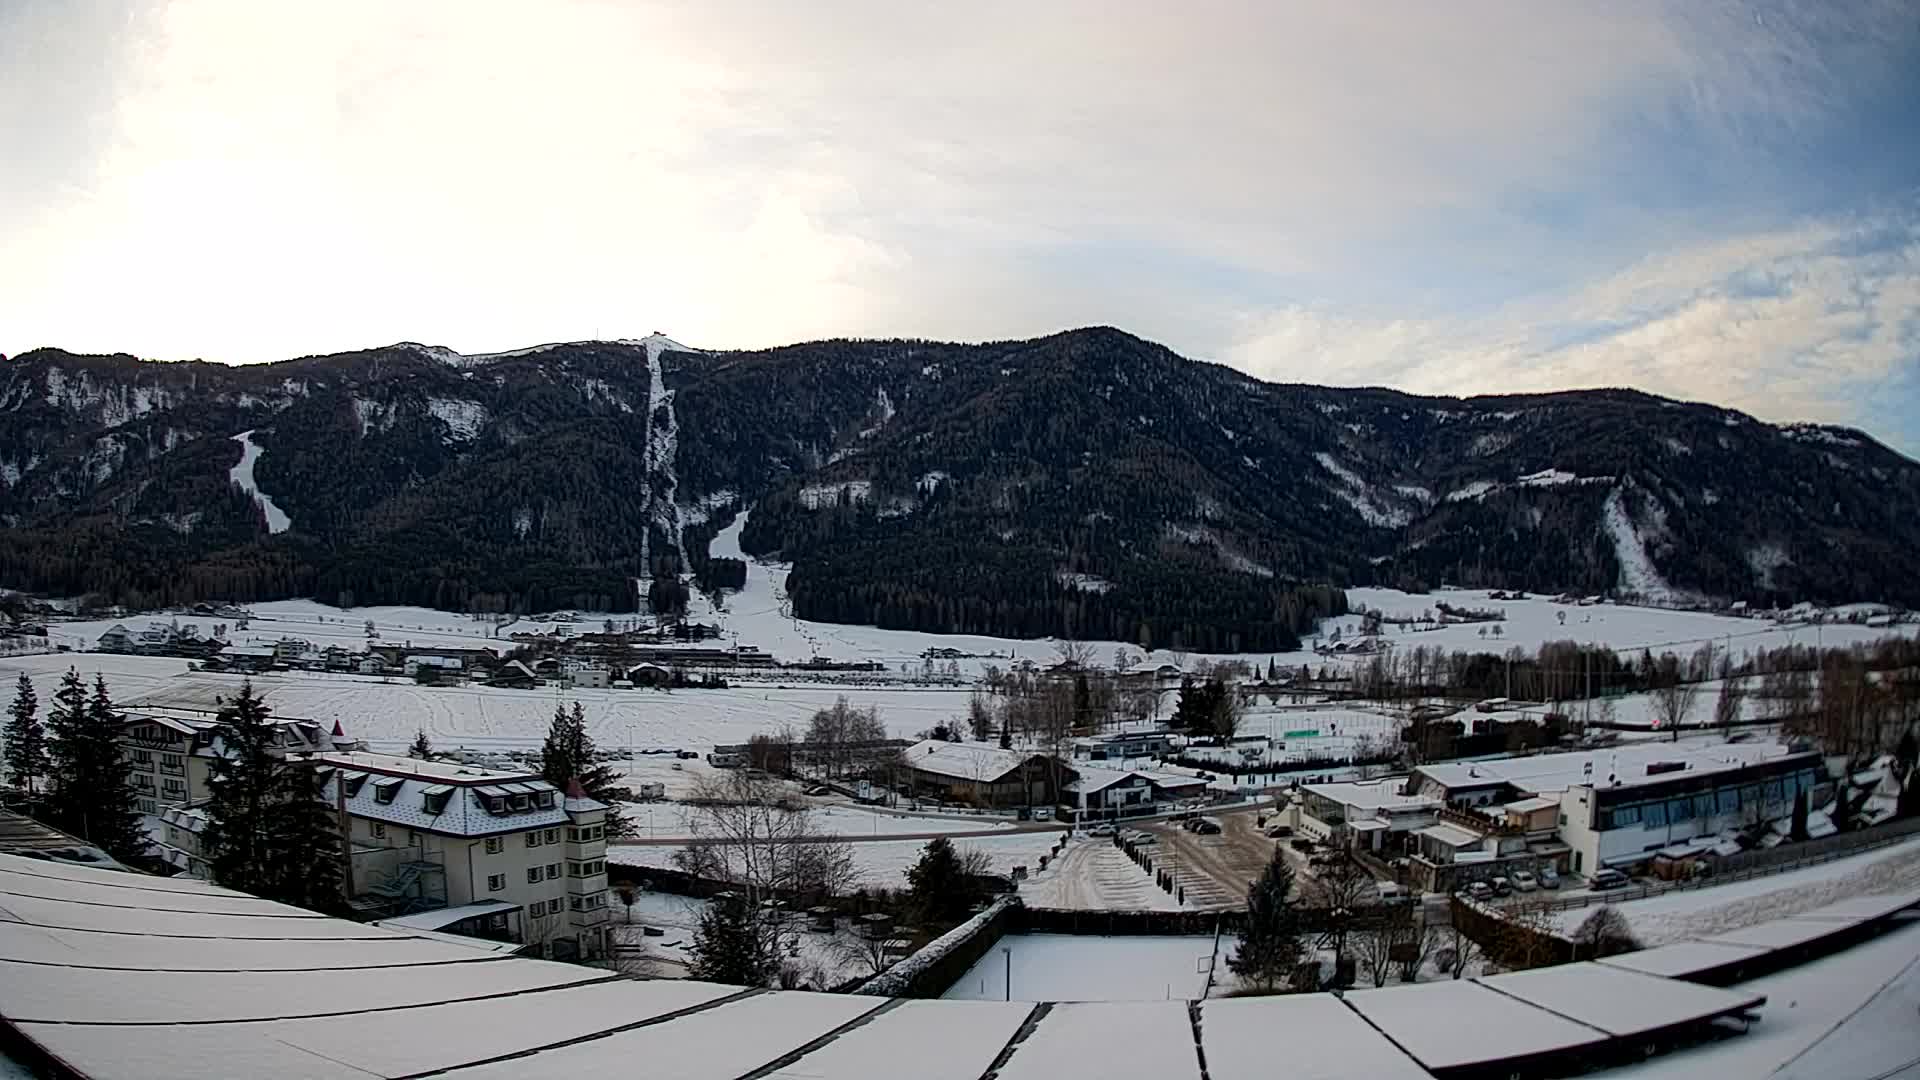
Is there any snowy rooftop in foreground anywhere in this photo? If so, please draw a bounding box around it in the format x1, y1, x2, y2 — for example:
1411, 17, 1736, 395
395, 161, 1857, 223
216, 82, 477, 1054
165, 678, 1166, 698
21, 851, 1919, 1080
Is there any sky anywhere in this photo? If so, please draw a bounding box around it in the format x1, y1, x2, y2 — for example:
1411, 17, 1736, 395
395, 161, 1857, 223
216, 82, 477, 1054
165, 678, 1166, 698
3, 1, 1918, 456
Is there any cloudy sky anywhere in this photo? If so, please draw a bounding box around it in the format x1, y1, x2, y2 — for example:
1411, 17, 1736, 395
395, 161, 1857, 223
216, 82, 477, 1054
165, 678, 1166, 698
5, 1, 1918, 455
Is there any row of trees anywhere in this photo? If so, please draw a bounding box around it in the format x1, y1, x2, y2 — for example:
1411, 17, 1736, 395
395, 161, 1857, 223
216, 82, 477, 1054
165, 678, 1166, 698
4, 670, 145, 861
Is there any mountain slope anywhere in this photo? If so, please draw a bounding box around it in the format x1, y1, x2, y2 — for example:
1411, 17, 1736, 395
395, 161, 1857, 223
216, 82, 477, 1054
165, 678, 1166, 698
3, 328, 1916, 648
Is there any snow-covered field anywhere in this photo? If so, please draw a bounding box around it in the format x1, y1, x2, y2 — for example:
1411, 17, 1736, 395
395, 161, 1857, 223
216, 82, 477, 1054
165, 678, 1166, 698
1551, 835, 1920, 945
941, 933, 1219, 1002
608, 830, 1068, 891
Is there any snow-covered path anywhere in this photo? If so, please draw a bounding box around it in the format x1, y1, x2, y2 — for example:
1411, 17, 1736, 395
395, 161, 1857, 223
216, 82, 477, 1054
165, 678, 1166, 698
1020, 838, 1184, 912
228, 430, 291, 533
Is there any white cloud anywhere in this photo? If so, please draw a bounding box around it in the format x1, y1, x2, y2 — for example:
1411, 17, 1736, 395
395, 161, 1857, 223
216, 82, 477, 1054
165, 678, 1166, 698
1223, 211, 1920, 434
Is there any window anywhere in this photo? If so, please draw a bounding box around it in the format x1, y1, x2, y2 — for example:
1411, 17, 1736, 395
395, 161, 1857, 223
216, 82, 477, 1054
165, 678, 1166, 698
484, 837, 504, 855
371, 822, 386, 839
527, 868, 542, 885
423, 790, 450, 815
131, 750, 154, 766
526, 831, 541, 848
1643, 800, 1667, 828
342, 774, 368, 797
1668, 797, 1693, 823
536, 791, 555, 809
1715, 789, 1738, 815
374, 779, 401, 805
544, 828, 559, 844
567, 859, 605, 877
1692, 793, 1714, 819
487, 874, 505, 892
511, 794, 531, 811
137, 799, 156, 815
407, 830, 420, 846
546, 862, 560, 880
485, 795, 506, 813
162, 779, 185, 796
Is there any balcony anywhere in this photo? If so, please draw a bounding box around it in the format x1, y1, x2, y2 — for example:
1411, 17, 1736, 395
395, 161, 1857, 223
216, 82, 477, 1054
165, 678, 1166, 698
570, 907, 611, 927
160, 762, 186, 777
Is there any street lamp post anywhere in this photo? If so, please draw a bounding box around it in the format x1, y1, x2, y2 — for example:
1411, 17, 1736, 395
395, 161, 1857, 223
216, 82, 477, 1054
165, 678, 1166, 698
1003, 947, 1013, 1002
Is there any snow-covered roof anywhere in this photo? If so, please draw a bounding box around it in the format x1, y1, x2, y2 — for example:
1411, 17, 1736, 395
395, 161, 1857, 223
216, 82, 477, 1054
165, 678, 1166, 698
9, 848, 1881, 1080
374, 899, 519, 931
1301, 780, 1437, 813
1503, 795, 1559, 814
1415, 742, 1804, 796
902, 740, 1040, 782
1416, 822, 1482, 847
314, 752, 566, 836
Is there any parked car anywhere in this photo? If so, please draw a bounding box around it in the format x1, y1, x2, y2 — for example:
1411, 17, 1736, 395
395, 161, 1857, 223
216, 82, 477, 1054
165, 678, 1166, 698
1511, 870, 1538, 892
1590, 868, 1630, 890
1490, 876, 1513, 897
1191, 817, 1223, 835
1376, 882, 1406, 901
1264, 824, 1293, 839
1466, 881, 1493, 901
1538, 866, 1561, 889
1125, 830, 1157, 845
675, 750, 698, 759
1031, 806, 1053, 821
1195, 772, 1216, 781
1087, 823, 1117, 838
803, 785, 833, 797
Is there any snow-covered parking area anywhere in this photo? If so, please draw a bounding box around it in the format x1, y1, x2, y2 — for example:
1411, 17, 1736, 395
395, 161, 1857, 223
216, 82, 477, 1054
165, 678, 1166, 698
941, 933, 1220, 1002
1551, 834, 1920, 945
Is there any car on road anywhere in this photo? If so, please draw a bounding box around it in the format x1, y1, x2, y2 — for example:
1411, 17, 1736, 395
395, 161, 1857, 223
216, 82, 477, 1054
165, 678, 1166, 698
1191, 817, 1223, 835
1122, 829, 1157, 845
1087, 823, 1117, 837
1538, 866, 1561, 889
1264, 824, 1293, 839
1511, 870, 1538, 892
1031, 806, 1054, 821
1590, 868, 1631, 890
803, 785, 833, 797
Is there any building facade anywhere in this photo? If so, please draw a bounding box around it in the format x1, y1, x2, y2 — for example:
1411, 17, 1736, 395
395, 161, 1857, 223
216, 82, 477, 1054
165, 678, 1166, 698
1555, 751, 1825, 875
315, 751, 612, 960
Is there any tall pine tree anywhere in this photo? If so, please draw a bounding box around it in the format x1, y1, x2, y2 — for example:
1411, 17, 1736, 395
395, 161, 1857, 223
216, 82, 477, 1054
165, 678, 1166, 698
539, 702, 627, 834
1229, 847, 1302, 993
200, 681, 343, 909
43, 671, 145, 861
407, 729, 433, 760
4, 672, 48, 800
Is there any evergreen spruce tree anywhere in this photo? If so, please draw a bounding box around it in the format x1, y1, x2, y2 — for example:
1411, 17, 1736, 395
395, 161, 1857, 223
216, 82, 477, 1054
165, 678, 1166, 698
200, 681, 285, 896
1229, 847, 1302, 993
39, 668, 88, 829
4, 672, 48, 800
264, 762, 344, 913
407, 728, 433, 760
998, 725, 1012, 750
44, 670, 145, 861
905, 836, 972, 924
686, 899, 770, 986
539, 701, 627, 834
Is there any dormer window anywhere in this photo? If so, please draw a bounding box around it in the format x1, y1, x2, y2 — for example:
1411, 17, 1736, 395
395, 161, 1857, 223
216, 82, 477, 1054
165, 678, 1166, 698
535, 791, 555, 809
511, 794, 531, 811
373, 778, 403, 805
341, 773, 368, 797
421, 784, 452, 815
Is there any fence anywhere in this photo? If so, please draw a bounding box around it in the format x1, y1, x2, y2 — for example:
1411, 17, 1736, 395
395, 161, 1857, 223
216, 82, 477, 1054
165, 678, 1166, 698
855, 895, 1020, 998
1508, 816, 1920, 915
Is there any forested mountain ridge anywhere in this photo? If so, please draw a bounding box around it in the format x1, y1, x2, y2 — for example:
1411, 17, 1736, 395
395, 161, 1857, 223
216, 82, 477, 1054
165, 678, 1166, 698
3, 327, 1917, 650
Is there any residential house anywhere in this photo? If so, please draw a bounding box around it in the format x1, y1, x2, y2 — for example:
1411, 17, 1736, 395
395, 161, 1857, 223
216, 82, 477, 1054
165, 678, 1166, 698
1292, 780, 1441, 853
901, 741, 1058, 809
95, 624, 136, 653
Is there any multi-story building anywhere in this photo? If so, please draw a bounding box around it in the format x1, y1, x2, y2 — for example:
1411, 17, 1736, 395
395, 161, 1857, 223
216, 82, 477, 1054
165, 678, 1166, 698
313, 751, 613, 960
119, 710, 343, 816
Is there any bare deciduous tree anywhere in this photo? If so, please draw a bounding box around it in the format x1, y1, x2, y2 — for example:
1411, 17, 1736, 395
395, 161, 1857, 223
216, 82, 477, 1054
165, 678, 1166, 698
673, 770, 858, 979
1715, 677, 1746, 740
1652, 678, 1699, 742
